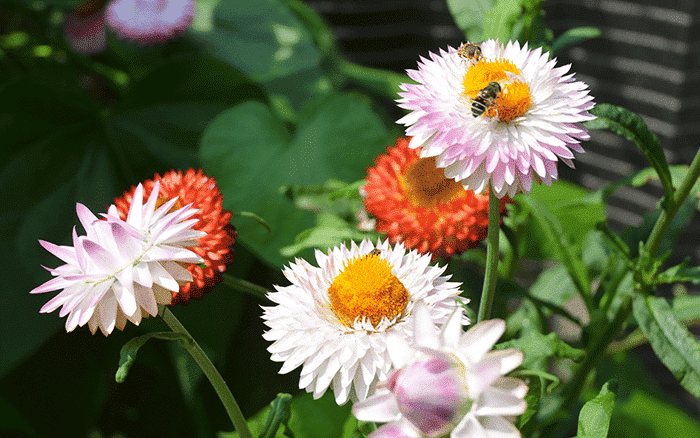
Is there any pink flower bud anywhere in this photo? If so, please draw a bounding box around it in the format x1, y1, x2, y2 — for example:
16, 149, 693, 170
389, 355, 469, 437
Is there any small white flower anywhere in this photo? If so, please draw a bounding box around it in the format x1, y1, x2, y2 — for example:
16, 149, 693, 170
353, 301, 528, 438
31, 181, 206, 335
261, 239, 466, 405
397, 39, 594, 197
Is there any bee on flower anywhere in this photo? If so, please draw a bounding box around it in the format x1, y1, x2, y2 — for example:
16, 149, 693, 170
397, 40, 595, 198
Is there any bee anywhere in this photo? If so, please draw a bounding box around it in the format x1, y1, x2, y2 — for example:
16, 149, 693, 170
368, 249, 381, 256
457, 43, 482, 64
471, 81, 502, 117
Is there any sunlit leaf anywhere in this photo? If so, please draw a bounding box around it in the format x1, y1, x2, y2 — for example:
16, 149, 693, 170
577, 380, 617, 438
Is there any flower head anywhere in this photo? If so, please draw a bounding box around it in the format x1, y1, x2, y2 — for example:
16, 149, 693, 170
113, 169, 236, 305
353, 301, 527, 438
364, 137, 510, 260
262, 239, 466, 405
63, 0, 107, 56
31, 182, 206, 335
105, 0, 195, 45
398, 40, 594, 197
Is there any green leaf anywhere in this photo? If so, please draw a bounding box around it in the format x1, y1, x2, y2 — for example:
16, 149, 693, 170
550, 27, 601, 53
610, 390, 700, 438
189, 0, 320, 83
499, 329, 584, 371
518, 195, 592, 299
519, 179, 604, 260
586, 104, 674, 206
516, 374, 542, 435
482, 0, 522, 41
577, 380, 617, 438
657, 259, 700, 285
259, 393, 293, 438
115, 332, 193, 383
280, 213, 377, 257
447, 0, 494, 42
632, 295, 700, 398
671, 295, 700, 325
220, 392, 351, 438
200, 94, 390, 268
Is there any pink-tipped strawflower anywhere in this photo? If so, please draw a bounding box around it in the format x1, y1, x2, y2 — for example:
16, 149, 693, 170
262, 239, 467, 405
31, 181, 206, 335
105, 0, 194, 45
352, 301, 528, 438
397, 39, 594, 197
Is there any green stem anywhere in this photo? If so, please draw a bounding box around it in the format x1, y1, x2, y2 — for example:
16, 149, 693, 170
222, 273, 271, 302
477, 186, 501, 322
161, 307, 252, 438
646, 150, 700, 257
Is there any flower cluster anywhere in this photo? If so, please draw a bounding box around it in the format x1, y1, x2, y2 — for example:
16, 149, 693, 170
113, 169, 237, 305
363, 137, 510, 260
397, 40, 594, 197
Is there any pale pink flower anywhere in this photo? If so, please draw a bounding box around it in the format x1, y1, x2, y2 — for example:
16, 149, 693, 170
31, 181, 205, 335
353, 301, 528, 438
106, 0, 194, 44
397, 40, 594, 197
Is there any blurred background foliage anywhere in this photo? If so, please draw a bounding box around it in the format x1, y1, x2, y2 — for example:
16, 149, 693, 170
1, 0, 699, 437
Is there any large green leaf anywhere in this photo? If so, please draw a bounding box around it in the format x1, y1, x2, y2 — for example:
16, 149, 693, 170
446, 0, 494, 42
577, 381, 617, 438
189, 0, 320, 83
482, 0, 522, 41
632, 295, 700, 398
586, 104, 674, 205
610, 391, 700, 438
200, 94, 390, 267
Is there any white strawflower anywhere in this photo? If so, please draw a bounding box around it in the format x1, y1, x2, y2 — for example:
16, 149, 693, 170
262, 239, 466, 405
398, 39, 594, 197
353, 301, 528, 438
31, 181, 206, 335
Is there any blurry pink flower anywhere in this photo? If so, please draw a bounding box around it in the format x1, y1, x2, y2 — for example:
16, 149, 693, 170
105, 0, 195, 44
397, 40, 595, 197
64, 5, 107, 56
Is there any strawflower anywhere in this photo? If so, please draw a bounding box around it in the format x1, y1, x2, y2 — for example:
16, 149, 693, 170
105, 0, 195, 45
31, 182, 206, 335
353, 301, 527, 438
262, 239, 466, 405
113, 169, 236, 305
364, 137, 510, 260
397, 39, 594, 197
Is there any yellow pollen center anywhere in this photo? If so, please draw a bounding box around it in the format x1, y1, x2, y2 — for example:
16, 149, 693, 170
462, 59, 532, 122
399, 157, 466, 208
327, 253, 409, 328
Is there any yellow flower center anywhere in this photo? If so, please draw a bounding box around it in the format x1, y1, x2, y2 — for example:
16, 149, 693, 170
462, 59, 531, 122
328, 252, 409, 328
400, 157, 466, 208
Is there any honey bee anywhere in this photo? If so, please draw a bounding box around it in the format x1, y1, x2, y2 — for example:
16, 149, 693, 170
457, 43, 482, 64
368, 249, 381, 256
471, 81, 502, 117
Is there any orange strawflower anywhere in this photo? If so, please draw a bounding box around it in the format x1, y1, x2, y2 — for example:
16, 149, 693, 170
363, 137, 510, 260
114, 169, 236, 305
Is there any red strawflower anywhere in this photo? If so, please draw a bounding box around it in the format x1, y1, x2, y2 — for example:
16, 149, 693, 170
114, 169, 236, 305
363, 137, 510, 260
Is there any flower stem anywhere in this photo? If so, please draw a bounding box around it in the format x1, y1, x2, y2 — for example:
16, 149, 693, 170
477, 185, 501, 322
161, 307, 252, 438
